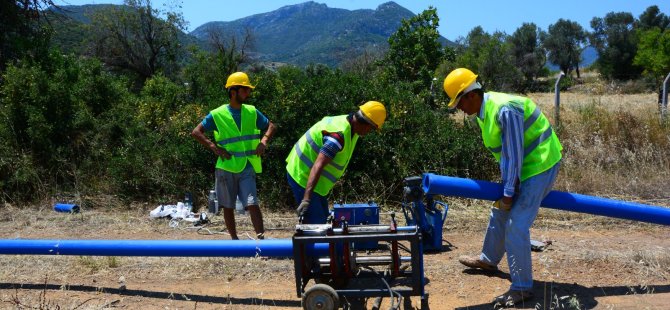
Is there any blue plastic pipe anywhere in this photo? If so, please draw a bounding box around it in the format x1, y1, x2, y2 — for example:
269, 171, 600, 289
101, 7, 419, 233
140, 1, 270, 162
423, 173, 670, 226
53, 203, 80, 213
0, 239, 328, 257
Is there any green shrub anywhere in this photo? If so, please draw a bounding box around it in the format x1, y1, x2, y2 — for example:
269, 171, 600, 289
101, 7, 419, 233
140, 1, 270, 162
0, 52, 129, 201
1, 54, 497, 209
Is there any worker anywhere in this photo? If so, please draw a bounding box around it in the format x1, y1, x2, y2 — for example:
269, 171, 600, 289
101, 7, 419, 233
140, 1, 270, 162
191, 72, 276, 240
443, 68, 562, 308
286, 101, 387, 224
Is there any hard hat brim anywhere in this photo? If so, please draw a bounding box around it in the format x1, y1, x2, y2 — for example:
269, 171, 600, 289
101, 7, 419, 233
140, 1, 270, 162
447, 80, 481, 109
226, 84, 256, 89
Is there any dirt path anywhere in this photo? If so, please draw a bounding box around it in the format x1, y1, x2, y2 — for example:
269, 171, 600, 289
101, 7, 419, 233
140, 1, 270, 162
0, 205, 669, 309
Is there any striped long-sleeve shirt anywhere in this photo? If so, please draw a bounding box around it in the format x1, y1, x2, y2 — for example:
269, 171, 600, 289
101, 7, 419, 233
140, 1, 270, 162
479, 94, 524, 198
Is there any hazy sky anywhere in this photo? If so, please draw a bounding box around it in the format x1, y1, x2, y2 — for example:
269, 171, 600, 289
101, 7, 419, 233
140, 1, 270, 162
53, 0, 669, 41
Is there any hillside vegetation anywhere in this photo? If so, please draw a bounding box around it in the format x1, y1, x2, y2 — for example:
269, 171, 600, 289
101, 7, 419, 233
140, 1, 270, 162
1, 1, 669, 210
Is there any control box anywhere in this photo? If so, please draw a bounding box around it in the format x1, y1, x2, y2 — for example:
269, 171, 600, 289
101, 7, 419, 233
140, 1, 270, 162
333, 202, 379, 249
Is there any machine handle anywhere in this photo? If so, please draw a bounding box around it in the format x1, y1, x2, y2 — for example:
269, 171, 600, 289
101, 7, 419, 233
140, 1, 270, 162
433, 200, 449, 226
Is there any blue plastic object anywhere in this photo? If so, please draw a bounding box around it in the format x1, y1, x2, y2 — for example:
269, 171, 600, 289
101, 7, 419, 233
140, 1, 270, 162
54, 203, 80, 213
422, 173, 670, 226
403, 198, 448, 251
333, 203, 379, 249
0, 239, 329, 257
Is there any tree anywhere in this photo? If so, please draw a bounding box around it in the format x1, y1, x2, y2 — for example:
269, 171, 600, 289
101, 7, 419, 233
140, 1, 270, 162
87, 0, 186, 82
386, 7, 444, 91
0, 0, 55, 71
636, 5, 670, 31
590, 12, 641, 80
509, 23, 547, 91
207, 27, 254, 75
633, 5, 670, 85
183, 28, 254, 103
634, 28, 670, 82
543, 19, 587, 78
455, 27, 521, 92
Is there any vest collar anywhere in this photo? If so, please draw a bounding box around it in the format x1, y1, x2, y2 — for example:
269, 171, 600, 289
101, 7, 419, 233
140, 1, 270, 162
478, 93, 489, 120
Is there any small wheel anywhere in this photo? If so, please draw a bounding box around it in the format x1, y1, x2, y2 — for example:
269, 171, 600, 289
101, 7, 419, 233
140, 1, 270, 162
302, 283, 340, 310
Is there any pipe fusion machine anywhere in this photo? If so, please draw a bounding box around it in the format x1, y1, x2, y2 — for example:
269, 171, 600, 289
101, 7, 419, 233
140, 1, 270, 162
291, 176, 447, 309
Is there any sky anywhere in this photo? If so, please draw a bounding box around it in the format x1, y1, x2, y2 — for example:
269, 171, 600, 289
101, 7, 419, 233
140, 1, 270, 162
53, 0, 669, 41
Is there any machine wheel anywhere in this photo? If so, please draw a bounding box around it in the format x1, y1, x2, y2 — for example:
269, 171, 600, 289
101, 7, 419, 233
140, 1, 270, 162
302, 284, 340, 310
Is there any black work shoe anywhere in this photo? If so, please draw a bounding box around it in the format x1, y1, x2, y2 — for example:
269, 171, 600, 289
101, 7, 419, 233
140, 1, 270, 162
493, 289, 534, 308
458, 255, 498, 272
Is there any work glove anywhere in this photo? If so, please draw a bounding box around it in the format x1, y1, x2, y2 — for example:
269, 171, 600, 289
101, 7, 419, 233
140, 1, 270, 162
296, 200, 310, 218
493, 198, 513, 211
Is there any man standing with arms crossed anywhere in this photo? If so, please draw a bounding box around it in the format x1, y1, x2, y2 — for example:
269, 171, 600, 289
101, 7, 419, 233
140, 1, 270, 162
192, 72, 276, 240
443, 68, 562, 308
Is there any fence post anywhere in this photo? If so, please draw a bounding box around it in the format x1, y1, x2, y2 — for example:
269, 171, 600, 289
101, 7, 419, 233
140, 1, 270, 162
662, 72, 670, 121
554, 72, 565, 127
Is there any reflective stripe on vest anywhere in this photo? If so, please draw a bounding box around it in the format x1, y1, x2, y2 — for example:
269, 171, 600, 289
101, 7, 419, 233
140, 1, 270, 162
285, 115, 357, 196
212, 104, 262, 173
304, 130, 346, 171
217, 134, 262, 146
292, 141, 338, 183
477, 92, 562, 181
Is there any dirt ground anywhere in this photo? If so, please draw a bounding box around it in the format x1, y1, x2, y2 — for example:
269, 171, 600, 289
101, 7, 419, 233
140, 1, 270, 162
0, 200, 669, 310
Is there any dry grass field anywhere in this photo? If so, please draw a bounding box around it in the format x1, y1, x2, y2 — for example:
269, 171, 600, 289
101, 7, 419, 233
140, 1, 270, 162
1, 90, 669, 309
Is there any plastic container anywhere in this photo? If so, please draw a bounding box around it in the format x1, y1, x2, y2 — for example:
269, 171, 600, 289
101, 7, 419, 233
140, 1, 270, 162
184, 192, 193, 213
208, 190, 219, 215
54, 203, 80, 213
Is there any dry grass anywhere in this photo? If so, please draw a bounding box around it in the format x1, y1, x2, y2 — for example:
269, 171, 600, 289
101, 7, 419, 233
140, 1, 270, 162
2, 89, 670, 309
527, 92, 670, 205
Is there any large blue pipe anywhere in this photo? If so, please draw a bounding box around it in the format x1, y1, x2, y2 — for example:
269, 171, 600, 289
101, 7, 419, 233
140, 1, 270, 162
423, 173, 670, 226
0, 239, 328, 257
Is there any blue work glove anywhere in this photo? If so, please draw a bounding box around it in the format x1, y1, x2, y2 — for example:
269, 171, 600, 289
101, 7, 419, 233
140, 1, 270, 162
296, 200, 310, 218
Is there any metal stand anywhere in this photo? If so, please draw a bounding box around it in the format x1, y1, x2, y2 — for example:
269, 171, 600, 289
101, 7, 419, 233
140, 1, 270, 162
292, 219, 428, 309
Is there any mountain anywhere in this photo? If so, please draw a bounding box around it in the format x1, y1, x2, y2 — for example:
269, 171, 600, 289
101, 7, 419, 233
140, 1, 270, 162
47, 4, 205, 55
191, 1, 454, 67
47, 2, 454, 67
546, 46, 598, 71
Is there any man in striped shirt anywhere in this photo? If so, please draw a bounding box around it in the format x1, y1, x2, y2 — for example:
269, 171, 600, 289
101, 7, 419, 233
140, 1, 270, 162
286, 101, 387, 224
443, 68, 562, 307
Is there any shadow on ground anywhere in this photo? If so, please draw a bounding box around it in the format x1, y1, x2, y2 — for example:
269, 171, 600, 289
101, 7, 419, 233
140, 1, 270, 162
453, 278, 670, 310
0, 282, 301, 308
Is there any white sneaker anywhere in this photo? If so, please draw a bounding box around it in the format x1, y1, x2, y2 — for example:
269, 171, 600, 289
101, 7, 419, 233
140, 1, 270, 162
150, 205, 177, 218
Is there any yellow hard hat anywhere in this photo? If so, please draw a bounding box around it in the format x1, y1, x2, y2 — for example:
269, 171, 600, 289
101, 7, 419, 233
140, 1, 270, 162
443, 68, 479, 108
225, 72, 255, 89
358, 101, 387, 129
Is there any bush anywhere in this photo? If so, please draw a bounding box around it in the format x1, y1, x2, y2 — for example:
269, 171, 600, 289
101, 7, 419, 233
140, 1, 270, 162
0, 52, 129, 201
1, 55, 497, 209
247, 66, 495, 209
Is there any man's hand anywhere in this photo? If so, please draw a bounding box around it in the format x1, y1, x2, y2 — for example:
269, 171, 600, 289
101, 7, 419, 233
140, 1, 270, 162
493, 196, 513, 211
212, 146, 232, 160
255, 141, 268, 156
296, 200, 310, 217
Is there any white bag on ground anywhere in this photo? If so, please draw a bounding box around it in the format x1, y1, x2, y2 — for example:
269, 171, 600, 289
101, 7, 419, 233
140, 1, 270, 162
150, 204, 178, 218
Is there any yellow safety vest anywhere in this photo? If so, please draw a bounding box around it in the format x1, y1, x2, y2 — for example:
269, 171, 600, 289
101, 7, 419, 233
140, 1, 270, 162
286, 115, 358, 196
212, 104, 262, 173
477, 92, 562, 181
